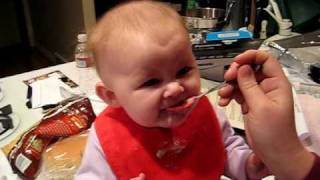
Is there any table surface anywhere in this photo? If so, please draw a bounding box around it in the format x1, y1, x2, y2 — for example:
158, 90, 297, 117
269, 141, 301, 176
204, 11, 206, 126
0, 62, 101, 147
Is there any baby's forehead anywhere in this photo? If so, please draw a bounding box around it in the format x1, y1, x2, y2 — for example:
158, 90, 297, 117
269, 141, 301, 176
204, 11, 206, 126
90, 1, 190, 68
92, 3, 187, 43
99, 33, 189, 63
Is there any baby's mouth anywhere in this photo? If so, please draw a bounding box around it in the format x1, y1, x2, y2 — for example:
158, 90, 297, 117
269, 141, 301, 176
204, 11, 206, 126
166, 97, 196, 112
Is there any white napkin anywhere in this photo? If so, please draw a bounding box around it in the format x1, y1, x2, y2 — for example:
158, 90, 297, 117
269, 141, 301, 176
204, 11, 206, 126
29, 76, 78, 108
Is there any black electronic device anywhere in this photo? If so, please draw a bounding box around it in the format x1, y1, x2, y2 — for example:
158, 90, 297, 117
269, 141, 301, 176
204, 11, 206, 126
309, 63, 320, 84
194, 39, 263, 81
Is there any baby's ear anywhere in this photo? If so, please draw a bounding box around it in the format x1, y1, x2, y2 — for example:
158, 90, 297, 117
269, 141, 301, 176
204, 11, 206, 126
95, 82, 120, 107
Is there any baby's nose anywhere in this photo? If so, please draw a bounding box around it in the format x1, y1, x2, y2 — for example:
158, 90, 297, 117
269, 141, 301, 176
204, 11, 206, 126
163, 82, 184, 98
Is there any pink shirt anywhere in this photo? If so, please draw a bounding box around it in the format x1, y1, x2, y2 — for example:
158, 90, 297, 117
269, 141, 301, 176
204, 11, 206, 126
75, 106, 252, 180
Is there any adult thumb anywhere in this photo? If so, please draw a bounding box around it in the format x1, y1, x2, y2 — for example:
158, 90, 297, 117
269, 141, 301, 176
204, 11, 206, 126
237, 65, 267, 107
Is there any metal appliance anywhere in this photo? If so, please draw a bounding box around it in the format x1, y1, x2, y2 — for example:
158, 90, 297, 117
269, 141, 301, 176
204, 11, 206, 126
183, 0, 252, 82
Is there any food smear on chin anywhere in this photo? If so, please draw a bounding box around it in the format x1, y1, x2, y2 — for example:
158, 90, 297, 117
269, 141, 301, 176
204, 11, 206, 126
166, 98, 194, 112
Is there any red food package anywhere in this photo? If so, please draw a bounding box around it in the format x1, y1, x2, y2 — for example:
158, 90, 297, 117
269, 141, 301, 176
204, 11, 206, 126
8, 96, 96, 179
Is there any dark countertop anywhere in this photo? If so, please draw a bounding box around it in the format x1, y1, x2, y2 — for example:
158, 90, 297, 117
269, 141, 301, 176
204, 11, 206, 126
274, 29, 320, 49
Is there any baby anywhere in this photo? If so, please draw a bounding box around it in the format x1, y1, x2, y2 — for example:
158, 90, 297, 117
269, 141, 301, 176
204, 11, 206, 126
75, 1, 269, 179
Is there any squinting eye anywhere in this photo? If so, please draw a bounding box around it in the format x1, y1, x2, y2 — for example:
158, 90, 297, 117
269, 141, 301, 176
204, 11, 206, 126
141, 78, 161, 87
177, 66, 192, 77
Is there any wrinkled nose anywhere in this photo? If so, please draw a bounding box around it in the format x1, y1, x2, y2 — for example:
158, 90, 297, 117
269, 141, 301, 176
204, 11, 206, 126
163, 82, 184, 98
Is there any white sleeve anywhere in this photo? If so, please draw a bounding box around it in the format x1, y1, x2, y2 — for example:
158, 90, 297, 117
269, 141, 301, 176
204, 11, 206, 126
74, 125, 116, 180
213, 106, 252, 180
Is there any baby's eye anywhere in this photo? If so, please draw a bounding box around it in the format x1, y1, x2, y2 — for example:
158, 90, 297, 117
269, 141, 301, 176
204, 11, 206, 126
177, 66, 192, 77
141, 78, 161, 87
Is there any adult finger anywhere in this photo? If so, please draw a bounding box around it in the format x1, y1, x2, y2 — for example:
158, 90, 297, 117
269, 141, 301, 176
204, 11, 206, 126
234, 50, 285, 79
237, 65, 269, 108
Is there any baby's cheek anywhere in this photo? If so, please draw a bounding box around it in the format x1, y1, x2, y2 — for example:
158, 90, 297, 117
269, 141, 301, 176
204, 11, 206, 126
188, 77, 201, 93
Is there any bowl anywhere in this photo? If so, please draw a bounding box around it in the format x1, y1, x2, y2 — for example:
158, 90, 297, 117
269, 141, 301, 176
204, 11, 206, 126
198, 7, 225, 19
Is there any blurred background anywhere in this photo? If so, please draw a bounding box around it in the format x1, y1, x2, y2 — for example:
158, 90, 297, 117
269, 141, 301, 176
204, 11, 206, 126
0, 0, 319, 78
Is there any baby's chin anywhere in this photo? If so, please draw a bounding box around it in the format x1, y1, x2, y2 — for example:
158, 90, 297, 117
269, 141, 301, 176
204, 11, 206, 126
158, 114, 189, 128
136, 117, 186, 129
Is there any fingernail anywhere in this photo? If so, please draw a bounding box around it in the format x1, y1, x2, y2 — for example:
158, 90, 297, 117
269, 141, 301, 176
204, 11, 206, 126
239, 65, 253, 77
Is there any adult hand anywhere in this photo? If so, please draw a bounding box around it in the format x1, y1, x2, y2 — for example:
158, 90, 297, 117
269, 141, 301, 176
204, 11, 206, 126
246, 153, 270, 179
218, 50, 314, 179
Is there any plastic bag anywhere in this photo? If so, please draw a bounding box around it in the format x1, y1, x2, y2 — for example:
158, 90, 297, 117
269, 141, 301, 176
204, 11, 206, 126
7, 96, 95, 179
36, 132, 88, 180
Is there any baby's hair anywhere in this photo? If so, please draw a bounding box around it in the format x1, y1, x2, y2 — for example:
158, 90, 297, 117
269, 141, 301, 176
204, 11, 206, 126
88, 0, 188, 74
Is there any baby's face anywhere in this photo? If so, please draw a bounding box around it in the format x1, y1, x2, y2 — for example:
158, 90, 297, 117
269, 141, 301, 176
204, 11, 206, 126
98, 33, 201, 128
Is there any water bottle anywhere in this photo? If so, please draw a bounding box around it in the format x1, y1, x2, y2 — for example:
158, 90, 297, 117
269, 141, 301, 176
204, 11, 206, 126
74, 33, 96, 95
75, 34, 92, 68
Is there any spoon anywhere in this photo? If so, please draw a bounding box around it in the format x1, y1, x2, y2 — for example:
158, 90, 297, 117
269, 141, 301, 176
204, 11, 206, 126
195, 81, 227, 100
186, 64, 262, 113
167, 63, 262, 114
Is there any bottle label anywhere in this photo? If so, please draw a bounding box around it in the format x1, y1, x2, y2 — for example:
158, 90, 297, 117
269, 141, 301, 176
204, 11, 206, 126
75, 55, 92, 68
15, 153, 32, 173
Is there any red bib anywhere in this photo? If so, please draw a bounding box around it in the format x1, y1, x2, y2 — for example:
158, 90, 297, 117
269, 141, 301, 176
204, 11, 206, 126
95, 96, 225, 180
